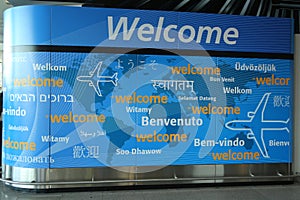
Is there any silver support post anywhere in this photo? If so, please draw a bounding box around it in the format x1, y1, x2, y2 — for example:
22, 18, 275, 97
293, 34, 300, 179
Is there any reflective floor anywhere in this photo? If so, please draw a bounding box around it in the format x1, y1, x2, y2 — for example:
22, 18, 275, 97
1, 182, 300, 200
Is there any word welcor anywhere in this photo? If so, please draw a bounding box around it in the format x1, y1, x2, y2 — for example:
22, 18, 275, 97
108, 16, 239, 45
255, 74, 290, 86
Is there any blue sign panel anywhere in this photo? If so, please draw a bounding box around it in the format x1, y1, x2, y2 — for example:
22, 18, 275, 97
4, 5, 293, 53
3, 5, 293, 168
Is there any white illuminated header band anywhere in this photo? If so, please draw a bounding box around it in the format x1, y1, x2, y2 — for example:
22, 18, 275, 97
4, 6, 293, 54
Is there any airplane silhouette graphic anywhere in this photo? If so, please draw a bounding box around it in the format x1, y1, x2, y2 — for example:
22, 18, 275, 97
76, 62, 118, 96
225, 93, 290, 158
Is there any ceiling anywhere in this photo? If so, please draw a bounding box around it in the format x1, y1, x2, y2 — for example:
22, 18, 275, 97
1, 0, 300, 62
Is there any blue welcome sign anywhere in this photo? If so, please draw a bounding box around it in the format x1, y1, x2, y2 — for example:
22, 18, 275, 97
3, 5, 293, 168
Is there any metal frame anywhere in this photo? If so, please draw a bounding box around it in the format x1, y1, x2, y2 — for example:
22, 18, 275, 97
1, 163, 293, 189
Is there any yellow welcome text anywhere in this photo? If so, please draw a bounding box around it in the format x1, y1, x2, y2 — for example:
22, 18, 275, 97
48, 112, 106, 123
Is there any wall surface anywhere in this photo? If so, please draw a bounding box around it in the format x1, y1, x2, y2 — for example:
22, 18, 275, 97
294, 34, 300, 174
